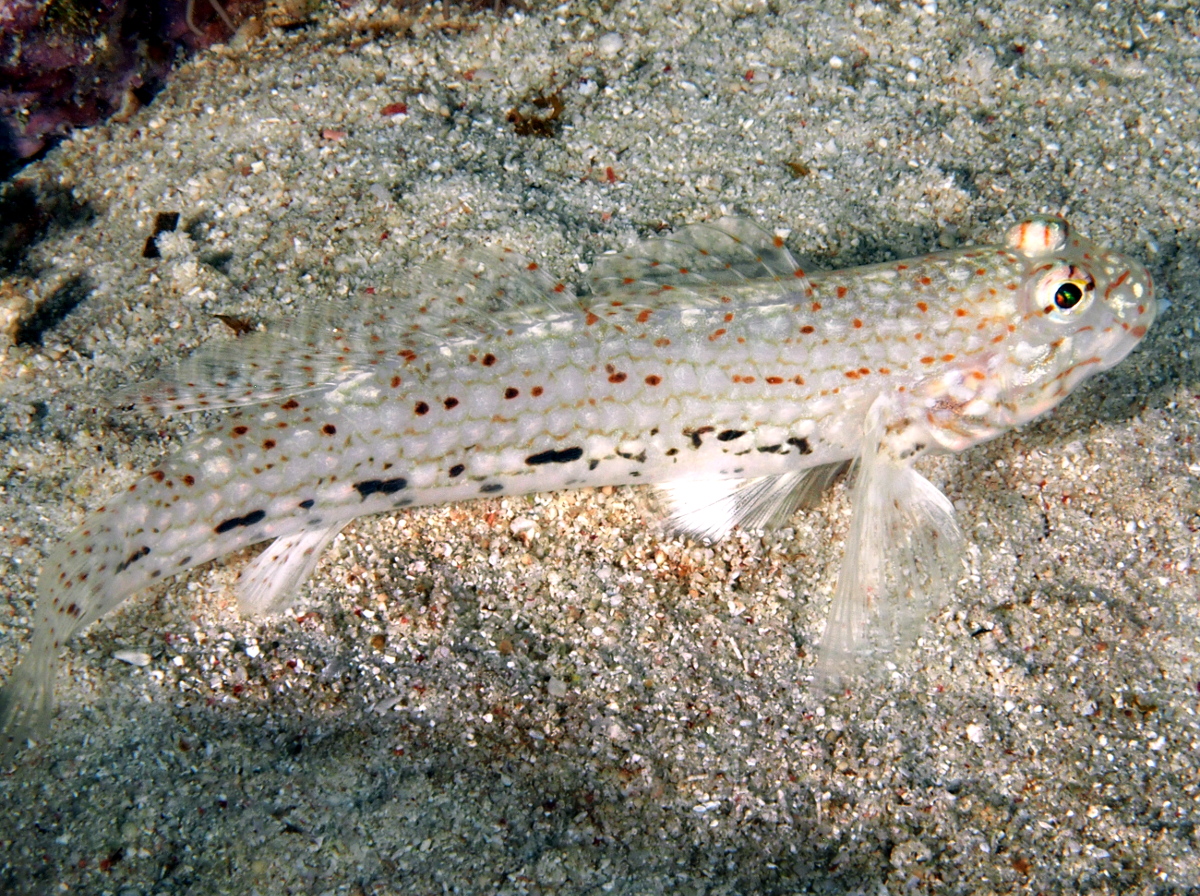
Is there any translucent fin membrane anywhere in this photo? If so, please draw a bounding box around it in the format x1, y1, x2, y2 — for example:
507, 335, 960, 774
817, 401, 964, 682
589, 217, 817, 305
658, 463, 849, 543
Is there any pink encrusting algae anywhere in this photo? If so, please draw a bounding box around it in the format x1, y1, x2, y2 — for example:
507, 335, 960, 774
0, 215, 1156, 759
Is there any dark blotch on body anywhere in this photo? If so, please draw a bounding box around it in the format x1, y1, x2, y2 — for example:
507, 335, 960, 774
214, 509, 266, 534
355, 477, 408, 499
115, 545, 150, 574
526, 446, 583, 466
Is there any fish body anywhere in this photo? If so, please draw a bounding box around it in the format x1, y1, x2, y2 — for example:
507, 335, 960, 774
0, 215, 1156, 757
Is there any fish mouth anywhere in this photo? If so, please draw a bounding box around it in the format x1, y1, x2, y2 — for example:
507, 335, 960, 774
1093, 254, 1156, 371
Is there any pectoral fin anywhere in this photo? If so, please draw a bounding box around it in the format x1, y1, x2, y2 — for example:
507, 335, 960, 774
658, 462, 849, 543
817, 398, 963, 680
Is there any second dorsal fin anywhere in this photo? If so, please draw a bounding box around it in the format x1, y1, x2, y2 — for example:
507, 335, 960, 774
588, 216, 816, 304
112, 244, 584, 415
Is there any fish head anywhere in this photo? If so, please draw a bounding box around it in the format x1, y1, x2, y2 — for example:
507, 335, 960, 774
1002, 215, 1156, 421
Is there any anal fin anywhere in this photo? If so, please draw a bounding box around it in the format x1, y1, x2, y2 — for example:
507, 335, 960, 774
236, 521, 349, 616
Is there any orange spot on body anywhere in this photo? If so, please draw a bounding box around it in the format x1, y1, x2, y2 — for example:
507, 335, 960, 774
709, 328, 726, 341
645, 375, 662, 386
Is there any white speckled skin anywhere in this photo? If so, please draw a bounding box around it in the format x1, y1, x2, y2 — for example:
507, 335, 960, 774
0, 216, 1156, 755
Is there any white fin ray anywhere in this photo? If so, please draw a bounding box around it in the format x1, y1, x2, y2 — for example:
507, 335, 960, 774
113, 246, 583, 416
588, 216, 817, 303
817, 398, 964, 681
236, 521, 350, 616
658, 463, 848, 543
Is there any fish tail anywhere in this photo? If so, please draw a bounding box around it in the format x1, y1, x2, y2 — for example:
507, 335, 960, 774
0, 625, 59, 765
0, 505, 159, 763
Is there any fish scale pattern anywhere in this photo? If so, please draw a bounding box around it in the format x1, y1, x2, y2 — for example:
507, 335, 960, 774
0, 215, 1156, 757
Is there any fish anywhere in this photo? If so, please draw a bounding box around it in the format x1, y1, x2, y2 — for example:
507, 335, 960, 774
0, 214, 1156, 759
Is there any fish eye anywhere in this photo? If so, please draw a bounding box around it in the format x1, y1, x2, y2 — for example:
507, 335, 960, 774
1054, 281, 1084, 310
1036, 265, 1094, 320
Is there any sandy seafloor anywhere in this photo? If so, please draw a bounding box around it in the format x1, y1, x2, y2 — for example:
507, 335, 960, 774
1, 1, 1198, 893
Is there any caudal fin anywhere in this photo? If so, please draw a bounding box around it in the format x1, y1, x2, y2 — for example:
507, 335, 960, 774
0, 629, 59, 765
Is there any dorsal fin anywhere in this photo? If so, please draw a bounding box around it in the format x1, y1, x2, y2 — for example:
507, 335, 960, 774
112, 245, 584, 415
587, 216, 816, 305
